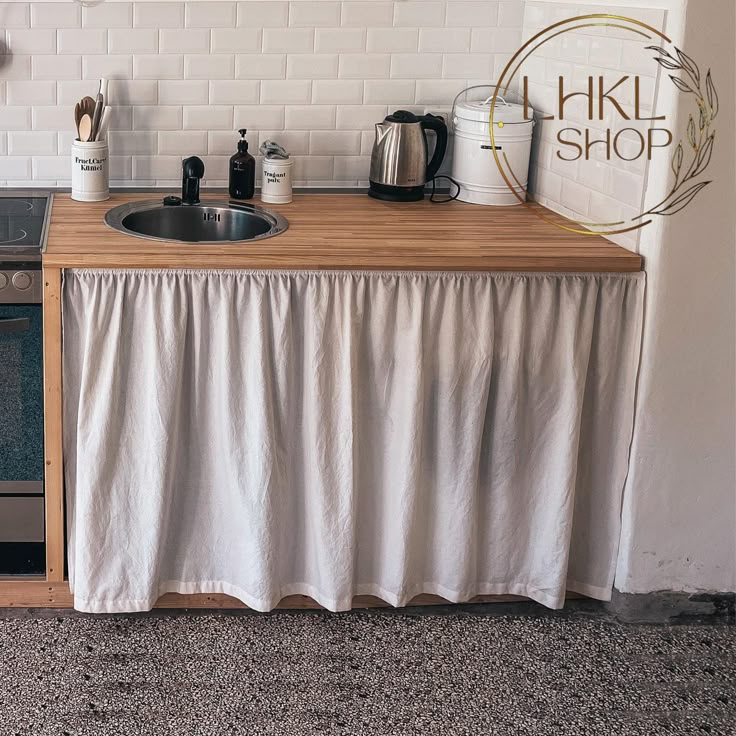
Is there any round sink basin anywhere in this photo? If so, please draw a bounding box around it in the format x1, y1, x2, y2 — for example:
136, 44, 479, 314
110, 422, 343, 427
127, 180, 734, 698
104, 199, 288, 244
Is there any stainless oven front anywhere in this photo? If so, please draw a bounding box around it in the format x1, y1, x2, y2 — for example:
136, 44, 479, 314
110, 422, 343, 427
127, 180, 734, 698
0, 266, 45, 574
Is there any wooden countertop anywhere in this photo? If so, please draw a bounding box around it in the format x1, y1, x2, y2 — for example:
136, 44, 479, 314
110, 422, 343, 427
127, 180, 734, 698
43, 193, 642, 272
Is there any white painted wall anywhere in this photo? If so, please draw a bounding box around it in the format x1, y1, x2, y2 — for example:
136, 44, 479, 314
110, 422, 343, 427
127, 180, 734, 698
615, 0, 736, 594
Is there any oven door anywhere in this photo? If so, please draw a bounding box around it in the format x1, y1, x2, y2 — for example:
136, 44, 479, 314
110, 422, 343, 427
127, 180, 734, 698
0, 303, 45, 573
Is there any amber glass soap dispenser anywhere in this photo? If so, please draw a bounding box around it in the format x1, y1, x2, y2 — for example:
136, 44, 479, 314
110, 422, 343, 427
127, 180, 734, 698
229, 128, 255, 200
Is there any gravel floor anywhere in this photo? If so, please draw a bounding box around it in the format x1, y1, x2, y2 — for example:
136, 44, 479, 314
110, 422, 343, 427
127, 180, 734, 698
0, 609, 733, 736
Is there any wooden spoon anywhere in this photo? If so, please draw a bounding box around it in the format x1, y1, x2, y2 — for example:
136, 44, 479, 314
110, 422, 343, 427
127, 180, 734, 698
78, 114, 93, 143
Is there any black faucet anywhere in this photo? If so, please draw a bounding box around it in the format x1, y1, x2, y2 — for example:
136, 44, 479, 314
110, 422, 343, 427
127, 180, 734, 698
181, 156, 205, 205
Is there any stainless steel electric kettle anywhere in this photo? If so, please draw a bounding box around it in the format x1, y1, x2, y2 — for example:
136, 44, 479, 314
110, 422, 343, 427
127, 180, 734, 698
368, 110, 449, 201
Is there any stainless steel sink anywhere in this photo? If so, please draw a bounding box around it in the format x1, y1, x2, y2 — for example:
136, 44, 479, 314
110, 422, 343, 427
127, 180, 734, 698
104, 199, 288, 244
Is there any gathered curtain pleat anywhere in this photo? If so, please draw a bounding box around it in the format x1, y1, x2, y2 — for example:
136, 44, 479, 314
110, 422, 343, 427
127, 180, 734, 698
62, 269, 644, 613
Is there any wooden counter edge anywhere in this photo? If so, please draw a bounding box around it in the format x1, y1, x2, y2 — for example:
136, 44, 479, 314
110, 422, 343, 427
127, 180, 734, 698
0, 580, 581, 609
42, 267, 65, 583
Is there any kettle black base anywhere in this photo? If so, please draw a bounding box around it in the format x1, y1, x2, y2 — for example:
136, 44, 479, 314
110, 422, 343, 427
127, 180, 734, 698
368, 181, 425, 202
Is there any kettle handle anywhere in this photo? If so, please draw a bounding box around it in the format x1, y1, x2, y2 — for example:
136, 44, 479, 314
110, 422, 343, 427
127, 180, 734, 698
421, 115, 448, 182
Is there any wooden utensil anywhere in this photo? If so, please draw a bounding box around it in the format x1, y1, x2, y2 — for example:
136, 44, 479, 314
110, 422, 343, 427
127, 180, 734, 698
81, 96, 96, 120
78, 114, 93, 143
74, 102, 82, 140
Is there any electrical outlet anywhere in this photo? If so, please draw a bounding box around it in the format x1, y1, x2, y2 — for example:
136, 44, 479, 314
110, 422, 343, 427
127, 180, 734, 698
423, 106, 454, 133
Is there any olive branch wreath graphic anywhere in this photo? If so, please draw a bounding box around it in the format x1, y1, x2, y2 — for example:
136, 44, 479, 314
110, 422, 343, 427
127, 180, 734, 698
638, 45, 719, 218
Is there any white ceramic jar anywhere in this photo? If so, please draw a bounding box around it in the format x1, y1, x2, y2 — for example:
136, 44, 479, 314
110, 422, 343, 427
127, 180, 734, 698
451, 96, 534, 206
260, 157, 293, 204
71, 139, 109, 202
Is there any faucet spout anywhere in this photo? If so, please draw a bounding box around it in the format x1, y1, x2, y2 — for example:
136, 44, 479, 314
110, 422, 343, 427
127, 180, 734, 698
181, 156, 205, 205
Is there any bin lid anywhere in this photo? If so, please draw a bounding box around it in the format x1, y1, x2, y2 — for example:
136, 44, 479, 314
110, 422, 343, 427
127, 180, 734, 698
455, 97, 533, 126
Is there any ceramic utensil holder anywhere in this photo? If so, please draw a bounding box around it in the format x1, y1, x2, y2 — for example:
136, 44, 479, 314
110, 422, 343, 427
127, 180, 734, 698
71, 139, 109, 202
261, 157, 293, 204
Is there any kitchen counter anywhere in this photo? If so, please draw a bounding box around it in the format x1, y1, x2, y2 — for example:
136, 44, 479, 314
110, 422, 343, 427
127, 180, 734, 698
43, 193, 642, 272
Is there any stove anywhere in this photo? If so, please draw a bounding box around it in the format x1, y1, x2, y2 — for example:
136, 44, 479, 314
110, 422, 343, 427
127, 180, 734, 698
0, 191, 53, 305
0, 191, 52, 574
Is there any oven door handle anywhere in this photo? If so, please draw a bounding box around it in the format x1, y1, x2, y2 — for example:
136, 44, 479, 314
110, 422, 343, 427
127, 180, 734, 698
0, 317, 31, 334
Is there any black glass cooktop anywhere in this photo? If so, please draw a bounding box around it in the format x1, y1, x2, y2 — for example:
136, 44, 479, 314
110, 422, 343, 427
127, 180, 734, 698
0, 193, 52, 261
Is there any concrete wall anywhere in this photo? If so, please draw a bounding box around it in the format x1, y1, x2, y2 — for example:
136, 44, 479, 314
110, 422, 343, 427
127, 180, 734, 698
615, 0, 736, 595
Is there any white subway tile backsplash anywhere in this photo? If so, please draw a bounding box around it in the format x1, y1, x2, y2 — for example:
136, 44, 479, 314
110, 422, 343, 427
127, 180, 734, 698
5, 29, 56, 54
367, 28, 419, 54
415, 79, 461, 105
183, 105, 234, 130
134, 54, 183, 80
82, 3, 133, 29
0, 3, 30, 29
207, 130, 241, 154
6, 80, 55, 106
209, 80, 260, 104
108, 131, 158, 154
159, 80, 209, 104
109, 28, 158, 54
186, 2, 236, 28
57, 81, 96, 106
258, 130, 309, 155
133, 106, 183, 131
233, 104, 284, 130
442, 53, 493, 79
0, 55, 31, 81
263, 28, 314, 54
133, 155, 182, 180
285, 105, 335, 130
419, 28, 470, 53
31, 3, 80, 29
134, 3, 184, 29
4, 0, 528, 187
341, 2, 393, 28
9, 131, 56, 156
32, 106, 69, 131
335, 105, 387, 130
364, 79, 415, 105
235, 54, 286, 80
498, 1, 525, 27
333, 155, 369, 180
394, 2, 445, 28
57, 29, 107, 55
260, 79, 312, 104
4, 156, 32, 180
84, 55, 133, 80
316, 28, 365, 53
110, 79, 158, 106
339, 54, 391, 80
211, 28, 261, 53
184, 54, 234, 80
158, 28, 210, 54
287, 54, 338, 80
391, 54, 443, 80
237, 1, 289, 28
289, 2, 341, 28
312, 79, 363, 104
471, 27, 522, 54
0, 106, 31, 130
446, 1, 499, 28
32, 55, 80, 81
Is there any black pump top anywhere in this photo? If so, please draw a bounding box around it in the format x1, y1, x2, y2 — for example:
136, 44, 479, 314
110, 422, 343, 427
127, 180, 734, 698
237, 128, 249, 153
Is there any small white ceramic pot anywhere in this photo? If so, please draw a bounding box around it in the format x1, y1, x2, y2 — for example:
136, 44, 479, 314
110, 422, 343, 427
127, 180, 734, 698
261, 157, 293, 204
71, 139, 109, 202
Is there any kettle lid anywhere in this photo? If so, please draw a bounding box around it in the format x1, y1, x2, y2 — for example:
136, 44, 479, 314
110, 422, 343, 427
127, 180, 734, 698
385, 110, 421, 124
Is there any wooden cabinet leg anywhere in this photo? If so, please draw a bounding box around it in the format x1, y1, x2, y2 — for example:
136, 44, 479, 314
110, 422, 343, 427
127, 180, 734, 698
43, 267, 64, 583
